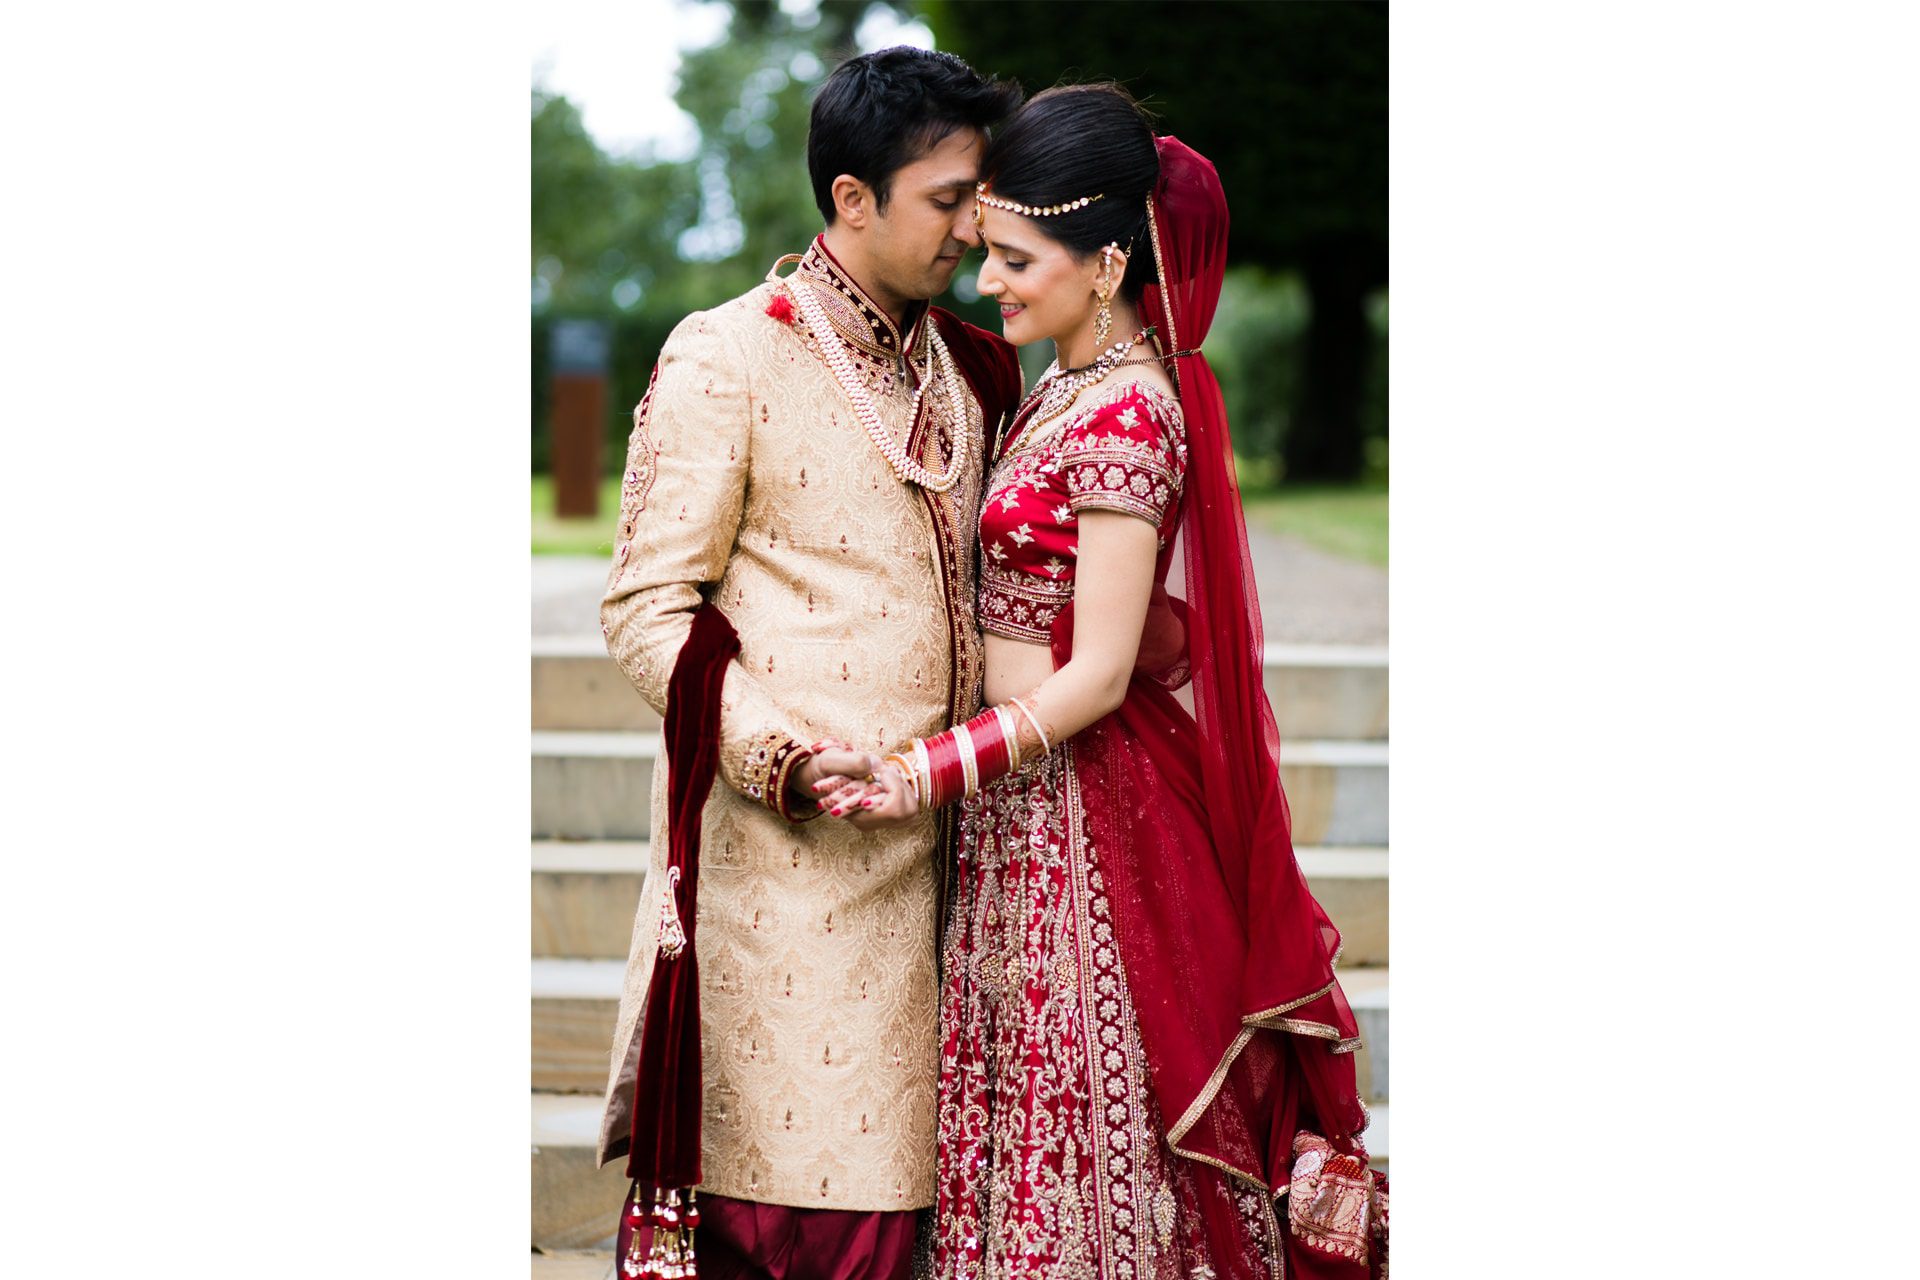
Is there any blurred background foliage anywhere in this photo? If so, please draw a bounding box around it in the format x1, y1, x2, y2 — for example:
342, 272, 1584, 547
533, 0, 1385, 557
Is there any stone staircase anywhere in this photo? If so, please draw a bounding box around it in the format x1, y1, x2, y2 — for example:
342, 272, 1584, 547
530, 636, 1389, 1263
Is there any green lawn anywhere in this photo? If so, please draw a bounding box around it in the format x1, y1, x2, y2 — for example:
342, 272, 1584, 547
1239, 484, 1388, 567
533, 474, 1386, 568
532, 474, 624, 556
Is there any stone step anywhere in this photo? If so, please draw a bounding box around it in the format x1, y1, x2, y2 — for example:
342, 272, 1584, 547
1260, 643, 1389, 742
532, 1252, 615, 1280
532, 635, 662, 733
531, 1086, 1388, 1254
1297, 847, 1389, 967
532, 732, 661, 841
532, 841, 649, 961
533, 842, 1386, 965
531, 734, 1387, 846
533, 959, 1389, 1104
532, 1094, 626, 1252
532, 637, 1387, 742
1346, 968, 1390, 1106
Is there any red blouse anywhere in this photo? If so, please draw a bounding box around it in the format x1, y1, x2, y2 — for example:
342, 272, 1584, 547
978, 379, 1187, 644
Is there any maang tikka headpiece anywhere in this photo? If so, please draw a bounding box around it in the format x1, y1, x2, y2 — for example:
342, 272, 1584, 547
972, 182, 1105, 228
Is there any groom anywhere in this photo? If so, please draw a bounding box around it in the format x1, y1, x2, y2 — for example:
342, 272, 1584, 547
596, 46, 1023, 1279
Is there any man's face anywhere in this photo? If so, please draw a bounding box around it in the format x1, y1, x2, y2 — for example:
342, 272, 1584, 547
865, 126, 987, 305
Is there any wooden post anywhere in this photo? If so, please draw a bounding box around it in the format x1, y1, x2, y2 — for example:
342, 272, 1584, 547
550, 320, 611, 519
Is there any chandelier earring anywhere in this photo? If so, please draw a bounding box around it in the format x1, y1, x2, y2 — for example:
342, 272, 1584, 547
1094, 244, 1116, 346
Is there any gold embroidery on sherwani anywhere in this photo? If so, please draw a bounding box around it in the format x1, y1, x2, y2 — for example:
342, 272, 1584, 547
623, 366, 661, 518
597, 257, 988, 1213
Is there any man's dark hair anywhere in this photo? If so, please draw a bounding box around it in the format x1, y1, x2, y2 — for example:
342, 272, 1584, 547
808, 47, 1023, 223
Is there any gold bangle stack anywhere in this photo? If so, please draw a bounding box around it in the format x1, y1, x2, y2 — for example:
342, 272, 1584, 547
995, 704, 1023, 773
911, 740, 933, 807
882, 752, 922, 808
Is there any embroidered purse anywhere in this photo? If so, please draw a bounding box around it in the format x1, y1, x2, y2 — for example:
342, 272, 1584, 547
1289, 1131, 1389, 1278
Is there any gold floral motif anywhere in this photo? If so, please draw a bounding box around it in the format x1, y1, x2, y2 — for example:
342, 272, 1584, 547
623, 365, 662, 518
977, 379, 1185, 644
935, 747, 1281, 1279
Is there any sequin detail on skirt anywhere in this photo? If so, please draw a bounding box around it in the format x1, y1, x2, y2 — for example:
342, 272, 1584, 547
933, 747, 1282, 1280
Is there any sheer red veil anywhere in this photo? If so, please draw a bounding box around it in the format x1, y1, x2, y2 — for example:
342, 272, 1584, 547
1053, 137, 1368, 1267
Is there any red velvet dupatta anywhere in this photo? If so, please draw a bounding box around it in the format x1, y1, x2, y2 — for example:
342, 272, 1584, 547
626, 602, 739, 1188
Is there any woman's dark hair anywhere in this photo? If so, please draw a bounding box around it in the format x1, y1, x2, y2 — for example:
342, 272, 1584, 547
979, 84, 1162, 302
808, 47, 1023, 223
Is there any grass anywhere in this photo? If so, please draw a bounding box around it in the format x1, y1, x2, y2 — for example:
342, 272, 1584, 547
533, 474, 1388, 569
532, 474, 624, 557
1239, 483, 1388, 568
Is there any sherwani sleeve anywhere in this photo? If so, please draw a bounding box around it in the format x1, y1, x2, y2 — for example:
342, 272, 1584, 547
601, 312, 819, 822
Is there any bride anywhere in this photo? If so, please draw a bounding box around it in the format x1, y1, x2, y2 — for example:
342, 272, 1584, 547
818, 84, 1386, 1279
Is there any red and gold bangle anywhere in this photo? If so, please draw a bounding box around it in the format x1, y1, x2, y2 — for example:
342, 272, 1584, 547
922, 732, 966, 808
961, 707, 1007, 781
909, 703, 1031, 809
977, 705, 1016, 778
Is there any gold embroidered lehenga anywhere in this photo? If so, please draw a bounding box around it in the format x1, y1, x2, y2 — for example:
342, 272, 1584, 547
931, 136, 1383, 1280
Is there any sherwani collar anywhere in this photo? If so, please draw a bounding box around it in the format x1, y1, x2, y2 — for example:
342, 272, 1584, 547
793, 234, 929, 384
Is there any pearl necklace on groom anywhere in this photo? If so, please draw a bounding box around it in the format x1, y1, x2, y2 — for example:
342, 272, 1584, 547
786, 275, 972, 494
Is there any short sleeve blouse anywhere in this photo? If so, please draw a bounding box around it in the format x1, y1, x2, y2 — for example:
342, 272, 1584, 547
977, 379, 1186, 644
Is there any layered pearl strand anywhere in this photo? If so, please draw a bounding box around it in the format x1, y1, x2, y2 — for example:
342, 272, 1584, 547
787, 276, 971, 493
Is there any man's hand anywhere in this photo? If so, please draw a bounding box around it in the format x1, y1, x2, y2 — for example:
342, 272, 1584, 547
794, 739, 919, 830
789, 740, 880, 817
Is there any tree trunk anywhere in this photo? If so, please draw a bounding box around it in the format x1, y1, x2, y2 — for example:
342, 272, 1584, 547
1289, 250, 1375, 482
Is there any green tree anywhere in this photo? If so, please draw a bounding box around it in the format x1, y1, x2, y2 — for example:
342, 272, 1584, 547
919, 0, 1387, 481
662, 0, 1005, 332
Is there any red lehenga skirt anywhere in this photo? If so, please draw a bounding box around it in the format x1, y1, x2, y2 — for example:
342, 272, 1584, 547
933, 743, 1288, 1280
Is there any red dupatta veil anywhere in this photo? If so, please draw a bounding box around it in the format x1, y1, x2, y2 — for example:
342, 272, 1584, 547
1051, 137, 1370, 1271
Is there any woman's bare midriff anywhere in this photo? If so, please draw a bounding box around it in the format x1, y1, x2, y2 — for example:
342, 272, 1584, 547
983, 632, 1057, 707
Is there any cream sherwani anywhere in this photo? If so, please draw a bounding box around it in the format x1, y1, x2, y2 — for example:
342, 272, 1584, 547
596, 239, 1008, 1212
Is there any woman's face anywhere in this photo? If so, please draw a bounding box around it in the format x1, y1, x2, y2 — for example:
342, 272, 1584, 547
973, 207, 1099, 349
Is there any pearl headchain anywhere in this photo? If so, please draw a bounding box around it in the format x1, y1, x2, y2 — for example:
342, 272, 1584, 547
973, 182, 1105, 223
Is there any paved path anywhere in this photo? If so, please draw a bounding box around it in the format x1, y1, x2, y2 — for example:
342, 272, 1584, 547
1240, 525, 1388, 645
535, 528, 1385, 645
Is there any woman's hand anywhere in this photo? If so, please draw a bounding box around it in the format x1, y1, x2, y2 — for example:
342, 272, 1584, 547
807, 740, 921, 830
792, 740, 880, 814
847, 759, 920, 828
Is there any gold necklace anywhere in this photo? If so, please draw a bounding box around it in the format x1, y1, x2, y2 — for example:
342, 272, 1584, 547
1000, 329, 1149, 459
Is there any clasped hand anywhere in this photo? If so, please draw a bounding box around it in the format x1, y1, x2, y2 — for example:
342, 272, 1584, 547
794, 739, 921, 829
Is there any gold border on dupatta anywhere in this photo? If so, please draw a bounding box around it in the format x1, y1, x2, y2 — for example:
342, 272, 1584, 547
1164, 947, 1367, 1197
1145, 199, 1179, 395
